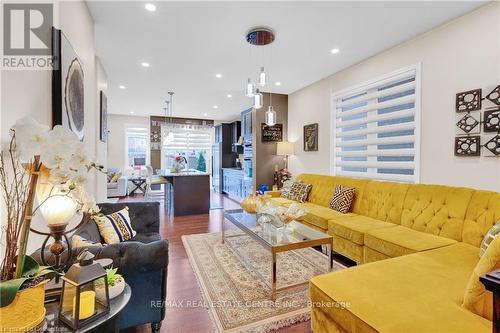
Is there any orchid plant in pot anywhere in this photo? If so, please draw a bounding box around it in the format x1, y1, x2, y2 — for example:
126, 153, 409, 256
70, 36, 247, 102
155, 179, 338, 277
0, 117, 103, 331
171, 155, 187, 173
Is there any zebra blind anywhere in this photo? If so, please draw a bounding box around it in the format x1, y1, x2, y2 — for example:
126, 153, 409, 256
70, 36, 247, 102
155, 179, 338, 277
161, 123, 213, 150
332, 65, 421, 183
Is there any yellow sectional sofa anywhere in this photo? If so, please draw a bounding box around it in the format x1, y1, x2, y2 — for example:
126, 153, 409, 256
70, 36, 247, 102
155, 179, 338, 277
266, 173, 500, 332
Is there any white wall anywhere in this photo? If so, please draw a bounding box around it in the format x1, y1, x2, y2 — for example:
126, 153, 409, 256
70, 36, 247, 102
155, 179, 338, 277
107, 114, 150, 171
288, 3, 500, 191
0, 1, 105, 254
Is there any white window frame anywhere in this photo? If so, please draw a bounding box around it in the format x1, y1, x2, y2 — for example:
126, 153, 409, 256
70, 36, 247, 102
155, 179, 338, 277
125, 125, 150, 169
330, 63, 422, 183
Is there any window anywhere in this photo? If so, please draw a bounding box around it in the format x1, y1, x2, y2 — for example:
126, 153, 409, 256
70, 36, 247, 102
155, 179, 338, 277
126, 127, 149, 167
161, 123, 213, 172
331, 65, 421, 183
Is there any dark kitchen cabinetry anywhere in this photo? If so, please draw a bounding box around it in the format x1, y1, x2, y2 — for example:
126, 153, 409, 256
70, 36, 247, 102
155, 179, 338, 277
231, 121, 241, 144
212, 124, 234, 192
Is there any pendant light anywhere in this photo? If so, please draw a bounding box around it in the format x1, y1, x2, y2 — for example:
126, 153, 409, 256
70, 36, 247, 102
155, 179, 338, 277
265, 92, 277, 126
253, 89, 263, 109
163, 93, 175, 145
259, 67, 267, 87
246, 78, 255, 97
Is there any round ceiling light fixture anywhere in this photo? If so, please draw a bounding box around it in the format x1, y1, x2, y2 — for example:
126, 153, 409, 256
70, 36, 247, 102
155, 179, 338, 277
246, 28, 275, 46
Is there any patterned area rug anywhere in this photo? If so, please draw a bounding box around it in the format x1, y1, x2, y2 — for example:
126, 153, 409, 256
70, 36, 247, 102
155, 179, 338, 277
182, 232, 344, 333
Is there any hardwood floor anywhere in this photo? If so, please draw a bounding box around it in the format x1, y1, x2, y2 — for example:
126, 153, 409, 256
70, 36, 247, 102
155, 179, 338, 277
120, 192, 312, 333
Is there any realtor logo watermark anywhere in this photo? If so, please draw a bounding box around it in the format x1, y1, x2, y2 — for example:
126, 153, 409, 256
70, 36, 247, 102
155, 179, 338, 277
2, 3, 54, 70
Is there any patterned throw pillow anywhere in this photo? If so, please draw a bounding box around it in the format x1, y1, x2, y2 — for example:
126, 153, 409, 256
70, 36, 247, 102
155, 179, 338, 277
329, 185, 356, 213
93, 207, 136, 244
480, 221, 500, 257
283, 182, 312, 203
280, 179, 298, 198
71, 235, 104, 249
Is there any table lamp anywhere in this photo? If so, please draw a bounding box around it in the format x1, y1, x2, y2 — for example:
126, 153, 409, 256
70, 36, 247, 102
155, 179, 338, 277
276, 142, 294, 170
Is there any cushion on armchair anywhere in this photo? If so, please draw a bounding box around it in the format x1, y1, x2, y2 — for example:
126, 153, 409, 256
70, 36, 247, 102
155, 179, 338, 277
93, 207, 137, 244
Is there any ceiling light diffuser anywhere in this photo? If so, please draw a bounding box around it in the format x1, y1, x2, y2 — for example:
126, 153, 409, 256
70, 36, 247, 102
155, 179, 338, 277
130, 111, 135, 114
330, 48, 340, 54
215, 73, 223, 78
213, 105, 219, 109
119, 85, 126, 89
141, 62, 150, 67
203, 113, 208, 117
275, 82, 281, 86
227, 94, 232, 98
145, 3, 156, 11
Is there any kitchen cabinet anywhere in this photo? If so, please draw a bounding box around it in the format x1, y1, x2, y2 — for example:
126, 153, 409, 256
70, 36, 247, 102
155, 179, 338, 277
231, 121, 241, 144
241, 108, 253, 143
222, 168, 244, 201
212, 124, 234, 192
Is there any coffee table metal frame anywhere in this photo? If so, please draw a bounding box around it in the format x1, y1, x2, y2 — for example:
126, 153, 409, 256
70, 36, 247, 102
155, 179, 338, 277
222, 209, 333, 301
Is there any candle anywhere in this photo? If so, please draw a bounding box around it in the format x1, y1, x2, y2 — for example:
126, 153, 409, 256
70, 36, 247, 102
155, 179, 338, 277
72, 291, 96, 320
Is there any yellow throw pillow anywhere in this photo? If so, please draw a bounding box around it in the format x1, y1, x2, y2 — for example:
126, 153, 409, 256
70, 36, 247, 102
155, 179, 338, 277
110, 172, 122, 183
93, 207, 136, 244
462, 235, 500, 320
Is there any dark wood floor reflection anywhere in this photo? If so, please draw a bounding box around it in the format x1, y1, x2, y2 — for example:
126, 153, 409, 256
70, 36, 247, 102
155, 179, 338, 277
120, 192, 312, 333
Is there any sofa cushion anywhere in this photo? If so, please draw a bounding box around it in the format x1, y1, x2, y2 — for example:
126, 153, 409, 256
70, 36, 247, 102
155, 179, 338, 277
365, 225, 456, 258
283, 181, 311, 202
310, 243, 490, 333
463, 235, 500, 321
296, 174, 368, 212
401, 184, 473, 241
298, 202, 354, 231
269, 197, 296, 206
328, 215, 396, 245
93, 207, 137, 244
358, 180, 409, 224
463, 190, 500, 248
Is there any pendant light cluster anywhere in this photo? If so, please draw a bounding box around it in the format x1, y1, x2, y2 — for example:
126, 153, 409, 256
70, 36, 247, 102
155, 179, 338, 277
245, 27, 277, 126
163, 91, 175, 145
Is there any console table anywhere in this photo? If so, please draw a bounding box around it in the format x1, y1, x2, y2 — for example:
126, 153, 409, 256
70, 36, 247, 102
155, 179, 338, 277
480, 269, 500, 333
38, 284, 131, 333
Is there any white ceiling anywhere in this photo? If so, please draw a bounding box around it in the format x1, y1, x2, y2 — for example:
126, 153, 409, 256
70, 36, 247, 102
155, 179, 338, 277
87, 1, 484, 121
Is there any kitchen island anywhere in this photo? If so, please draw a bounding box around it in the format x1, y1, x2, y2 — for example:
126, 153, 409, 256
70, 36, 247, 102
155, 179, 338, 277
158, 169, 210, 216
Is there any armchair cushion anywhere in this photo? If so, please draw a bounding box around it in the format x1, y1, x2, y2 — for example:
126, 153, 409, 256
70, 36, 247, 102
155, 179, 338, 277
93, 207, 137, 244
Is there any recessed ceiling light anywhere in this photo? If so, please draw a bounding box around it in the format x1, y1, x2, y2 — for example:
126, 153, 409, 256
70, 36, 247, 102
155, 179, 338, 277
203, 113, 208, 117
144, 3, 156, 11
141, 62, 150, 67
213, 105, 219, 109
119, 85, 126, 89
227, 94, 232, 98
275, 82, 281, 86
130, 111, 135, 114
330, 48, 340, 54
215, 73, 223, 78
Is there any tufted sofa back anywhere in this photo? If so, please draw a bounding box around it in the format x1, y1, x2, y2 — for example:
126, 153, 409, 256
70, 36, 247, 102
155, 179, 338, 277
462, 190, 500, 247
400, 184, 474, 241
358, 180, 410, 224
296, 174, 368, 213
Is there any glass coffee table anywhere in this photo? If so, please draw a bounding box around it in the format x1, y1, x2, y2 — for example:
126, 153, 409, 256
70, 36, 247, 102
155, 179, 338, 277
223, 209, 333, 300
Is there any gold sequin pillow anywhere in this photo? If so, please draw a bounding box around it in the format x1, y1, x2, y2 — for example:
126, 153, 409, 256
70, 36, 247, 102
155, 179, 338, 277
330, 185, 356, 214
282, 182, 312, 203
93, 207, 136, 244
480, 221, 500, 257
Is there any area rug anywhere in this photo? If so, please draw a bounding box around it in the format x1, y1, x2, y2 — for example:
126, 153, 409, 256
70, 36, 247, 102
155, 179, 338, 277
182, 231, 345, 333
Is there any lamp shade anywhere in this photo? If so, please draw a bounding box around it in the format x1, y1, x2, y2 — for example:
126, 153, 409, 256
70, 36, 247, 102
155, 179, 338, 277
276, 142, 294, 156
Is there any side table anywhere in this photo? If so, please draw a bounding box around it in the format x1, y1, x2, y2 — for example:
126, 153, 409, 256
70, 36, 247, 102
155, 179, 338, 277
480, 269, 500, 333
37, 283, 131, 333
129, 177, 147, 195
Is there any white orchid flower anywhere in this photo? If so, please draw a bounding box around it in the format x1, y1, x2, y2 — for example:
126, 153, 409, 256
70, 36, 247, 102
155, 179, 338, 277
48, 168, 71, 185
11, 117, 50, 160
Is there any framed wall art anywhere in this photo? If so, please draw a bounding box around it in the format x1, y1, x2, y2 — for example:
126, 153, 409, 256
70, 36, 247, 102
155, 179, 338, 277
456, 89, 481, 112
303, 123, 318, 151
99, 91, 108, 142
52, 27, 85, 141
